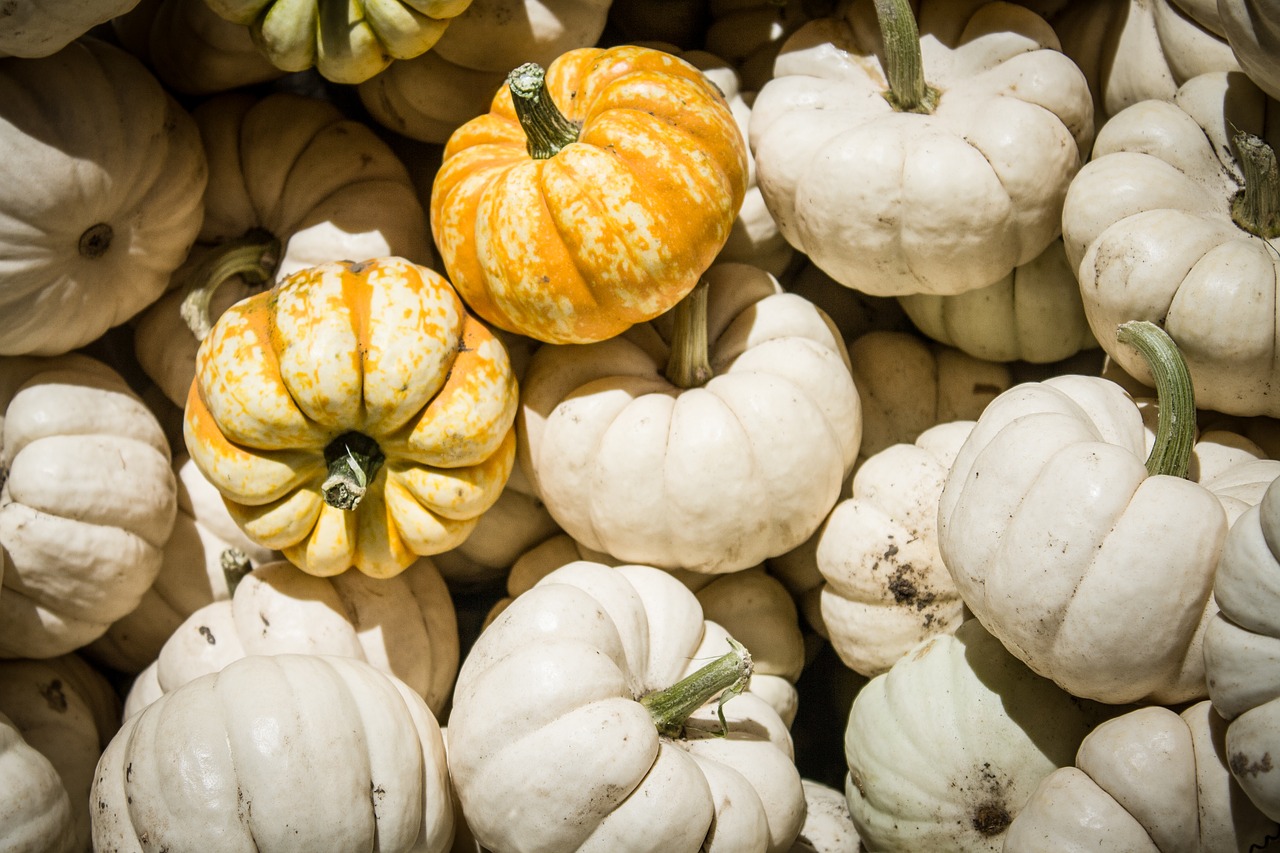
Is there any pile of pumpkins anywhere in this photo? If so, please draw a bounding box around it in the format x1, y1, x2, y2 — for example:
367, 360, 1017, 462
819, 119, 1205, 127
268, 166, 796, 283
1, 0, 1279, 850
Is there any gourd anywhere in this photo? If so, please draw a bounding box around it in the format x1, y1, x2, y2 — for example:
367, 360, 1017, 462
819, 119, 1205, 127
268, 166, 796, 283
1203, 473, 1280, 822
1062, 71, 1280, 418
0, 0, 141, 57
447, 560, 806, 853
1, 713, 78, 853
430, 44, 748, 344
110, 0, 284, 94
358, 0, 612, 144
518, 262, 860, 574
91, 654, 454, 852
0, 655, 122, 853
0, 354, 177, 659
123, 557, 458, 719
938, 321, 1280, 704
897, 238, 1099, 364
134, 89, 435, 407
815, 420, 974, 677
705, 0, 832, 90
1004, 701, 1279, 851
0, 38, 206, 357
184, 256, 519, 579
202, 0, 475, 84
1218, 0, 1280, 98
749, 0, 1093, 297
790, 778, 861, 853
86, 453, 278, 675
844, 619, 1115, 852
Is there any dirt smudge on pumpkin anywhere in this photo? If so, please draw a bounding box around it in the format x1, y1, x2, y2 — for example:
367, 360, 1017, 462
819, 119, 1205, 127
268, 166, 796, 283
1231, 752, 1274, 777
40, 679, 67, 713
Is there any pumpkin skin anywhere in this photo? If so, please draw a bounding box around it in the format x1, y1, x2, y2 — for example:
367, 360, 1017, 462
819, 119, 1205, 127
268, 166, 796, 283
447, 560, 805, 853
0, 0, 141, 57
1218, 0, 1280, 99
91, 654, 454, 853
0, 38, 207, 357
0, 354, 177, 659
518, 262, 860, 574
430, 44, 749, 344
0, 711, 77, 853
203, 0, 474, 84
184, 256, 519, 579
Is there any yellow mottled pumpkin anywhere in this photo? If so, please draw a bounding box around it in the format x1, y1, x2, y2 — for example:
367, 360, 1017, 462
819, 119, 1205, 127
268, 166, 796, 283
430, 44, 748, 344
184, 256, 518, 579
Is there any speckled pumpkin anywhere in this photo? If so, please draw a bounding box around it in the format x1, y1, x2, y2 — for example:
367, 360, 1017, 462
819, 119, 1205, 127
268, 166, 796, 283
430, 44, 749, 344
183, 256, 519, 579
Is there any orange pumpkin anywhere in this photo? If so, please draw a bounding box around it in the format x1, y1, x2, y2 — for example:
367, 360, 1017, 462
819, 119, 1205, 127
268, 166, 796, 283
430, 44, 749, 344
183, 256, 518, 579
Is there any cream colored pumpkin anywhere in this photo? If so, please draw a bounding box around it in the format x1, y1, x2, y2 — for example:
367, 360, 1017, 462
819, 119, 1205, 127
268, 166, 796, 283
518, 262, 860, 574
0, 0, 141, 57
1218, 0, 1280, 98
897, 238, 1099, 364
86, 452, 278, 675
0, 354, 177, 659
1004, 701, 1279, 851
92, 654, 454, 852
750, 0, 1093, 296
0, 655, 122, 852
705, 0, 826, 91
844, 619, 1115, 852
790, 779, 861, 853
134, 89, 435, 406
0, 712, 77, 853
1063, 72, 1280, 418
123, 557, 458, 720
816, 420, 974, 677
0, 38, 206, 356
448, 560, 805, 853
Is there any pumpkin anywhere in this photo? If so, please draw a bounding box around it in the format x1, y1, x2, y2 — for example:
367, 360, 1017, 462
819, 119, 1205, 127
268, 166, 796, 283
134, 89, 435, 406
1203, 472, 1280, 822
0, 0, 141, 57
91, 654, 454, 852
430, 43, 748, 344
844, 619, 1115, 852
110, 0, 285, 94
749, 0, 1093, 297
518, 262, 860, 574
0, 353, 177, 659
201, 0, 474, 84
184, 256, 519, 579
1062, 71, 1280, 419
1218, 0, 1280, 99
1004, 701, 1279, 851
790, 778, 860, 853
704, 0, 830, 91
0, 655, 122, 852
123, 557, 458, 720
0, 712, 77, 852
447, 560, 805, 853
815, 420, 974, 677
897, 238, 1099, 364
0, 38, 206, 357
85, 452, 278, 675
938, 322, 1280, 704
781, 258, 913, 344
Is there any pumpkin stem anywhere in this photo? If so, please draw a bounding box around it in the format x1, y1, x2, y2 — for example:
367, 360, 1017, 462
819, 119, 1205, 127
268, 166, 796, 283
1230, 129, 1280, 240
1115, 321, 1196, 480
220, 547, 253, 597
508, 62, 581, 160
640, 637, 753, 739
179, 229, 282, 341
875, 0, 939, 114
322, 432, 385, 511
664, 278, 714, 389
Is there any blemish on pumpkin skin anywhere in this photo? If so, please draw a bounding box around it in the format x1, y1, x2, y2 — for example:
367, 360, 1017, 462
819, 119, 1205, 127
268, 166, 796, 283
1231, 752, 1274, 776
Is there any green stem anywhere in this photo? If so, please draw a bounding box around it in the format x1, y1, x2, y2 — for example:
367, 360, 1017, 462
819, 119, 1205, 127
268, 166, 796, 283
1115, 321, 1196, 479
180, 229, 282, 341
663, 278, 714, 389
507, 62, 580, 160
875, 0, 939, 114
640, 638, 753, 739
321, 432, 385, 510
1231, 129, 1280, 239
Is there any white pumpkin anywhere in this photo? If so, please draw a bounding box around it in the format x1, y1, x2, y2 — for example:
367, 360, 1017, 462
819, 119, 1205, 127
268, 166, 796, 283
0, 711, 77, 853
448, 560, 805, 853
1217, 0, 1280, 98
519, 262, 861, 574
1062, 71, 1280, 418
0, 38, 206, 356
790, 779, 861, 853
705, 0, 825, 91
123, 557, 459, 720
92, 654, 454, 852
750, 0, 1093, 296
0, 354, 177, 659
0, 0, 141, 57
